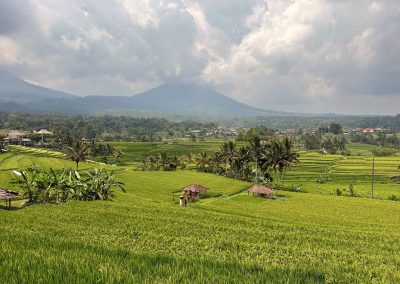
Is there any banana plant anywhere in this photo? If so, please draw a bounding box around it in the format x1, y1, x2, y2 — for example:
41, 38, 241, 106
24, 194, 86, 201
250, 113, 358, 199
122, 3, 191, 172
12, 168, 38, 204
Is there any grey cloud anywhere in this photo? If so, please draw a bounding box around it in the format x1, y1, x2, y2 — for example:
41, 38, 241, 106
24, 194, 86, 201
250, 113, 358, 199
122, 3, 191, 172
0, 0, 399, 114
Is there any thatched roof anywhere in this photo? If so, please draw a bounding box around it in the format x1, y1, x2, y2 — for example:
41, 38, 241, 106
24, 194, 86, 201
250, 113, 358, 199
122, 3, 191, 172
182, 184, 209, 193
7, 130, 25, 139
0, 189, 19, 200
37, 129, 53, 135
248, 185, 273, 195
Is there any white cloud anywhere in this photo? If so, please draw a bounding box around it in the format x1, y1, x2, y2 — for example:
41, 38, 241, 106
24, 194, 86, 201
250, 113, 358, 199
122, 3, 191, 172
122, 0, 159, 28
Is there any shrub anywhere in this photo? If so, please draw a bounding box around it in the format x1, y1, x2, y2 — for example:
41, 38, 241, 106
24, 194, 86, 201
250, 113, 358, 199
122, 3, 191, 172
372, 147, 397, 157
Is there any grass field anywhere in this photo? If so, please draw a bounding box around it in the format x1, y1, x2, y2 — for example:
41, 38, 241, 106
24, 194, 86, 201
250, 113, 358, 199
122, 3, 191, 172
0, 143, 400, 283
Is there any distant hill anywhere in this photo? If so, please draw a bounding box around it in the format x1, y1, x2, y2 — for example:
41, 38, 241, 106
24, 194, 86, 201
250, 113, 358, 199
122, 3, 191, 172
0, 71, 281, 117
78, 84, 279, 116
0, 70, 76, 102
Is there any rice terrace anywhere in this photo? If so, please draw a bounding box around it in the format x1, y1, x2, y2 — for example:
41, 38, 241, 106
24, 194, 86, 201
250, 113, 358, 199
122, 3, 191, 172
1, 1, 400, 283
1, 129, 400, 283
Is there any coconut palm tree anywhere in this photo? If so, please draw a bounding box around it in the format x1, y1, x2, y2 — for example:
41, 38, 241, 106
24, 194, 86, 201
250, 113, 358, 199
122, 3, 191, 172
219, 141, 237, 175
248, 137, 264, 181
66, 139, 91, 170
196, 152, 209, 171
280, 137, 299, 189
260, 139, 282, 188
112, 149, 124, 165
233, 146, 250, 178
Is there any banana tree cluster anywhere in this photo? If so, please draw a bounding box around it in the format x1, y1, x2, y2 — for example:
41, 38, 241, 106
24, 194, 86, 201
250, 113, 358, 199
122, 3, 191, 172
12, 166, 125, 205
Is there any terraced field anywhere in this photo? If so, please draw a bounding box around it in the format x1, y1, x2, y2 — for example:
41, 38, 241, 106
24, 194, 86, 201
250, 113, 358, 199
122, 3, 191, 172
0, 144, 400, 282
108, 140, 245, 166
284, 150, 400, 198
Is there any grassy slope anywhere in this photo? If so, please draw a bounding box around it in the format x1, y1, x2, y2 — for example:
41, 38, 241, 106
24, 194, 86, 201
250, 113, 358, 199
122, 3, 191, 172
0, 145, 400, 282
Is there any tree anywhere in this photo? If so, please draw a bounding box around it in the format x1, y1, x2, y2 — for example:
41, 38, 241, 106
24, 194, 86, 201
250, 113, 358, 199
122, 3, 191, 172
280, 137, 299, 189
248, 136, 264, 181
233, 146, 250, 178
302, 133, 322, 150
66, 140, 91, 170
196, 152, 209, 171
328, 123, 343, 134
112, 149, 124, 165
219, 141, 237, 175
12, 167, 39, 204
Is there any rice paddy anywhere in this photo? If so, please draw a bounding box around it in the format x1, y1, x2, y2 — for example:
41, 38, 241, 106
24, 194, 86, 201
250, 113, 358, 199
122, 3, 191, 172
0, 142, 399, 283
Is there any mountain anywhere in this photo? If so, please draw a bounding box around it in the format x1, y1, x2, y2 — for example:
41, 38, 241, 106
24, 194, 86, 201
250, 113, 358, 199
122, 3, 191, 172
77, 84, 275, 116
0, 70, 76, 102
0, 71, 278, 117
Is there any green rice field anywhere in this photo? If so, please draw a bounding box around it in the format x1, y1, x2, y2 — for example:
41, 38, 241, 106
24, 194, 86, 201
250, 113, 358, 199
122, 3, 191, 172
0, 142, 399, 283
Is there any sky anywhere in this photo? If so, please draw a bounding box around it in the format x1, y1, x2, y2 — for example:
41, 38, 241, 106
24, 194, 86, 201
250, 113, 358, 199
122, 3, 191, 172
0, 0, 399, 115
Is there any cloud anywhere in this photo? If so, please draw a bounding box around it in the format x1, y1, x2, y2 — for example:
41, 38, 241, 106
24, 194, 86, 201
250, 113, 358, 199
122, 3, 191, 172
0, 0, 399, 114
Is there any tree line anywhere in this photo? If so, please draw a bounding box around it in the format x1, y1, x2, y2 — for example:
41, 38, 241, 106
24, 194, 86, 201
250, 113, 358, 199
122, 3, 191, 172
0, 112, 217, 142
141, 137, 299, 189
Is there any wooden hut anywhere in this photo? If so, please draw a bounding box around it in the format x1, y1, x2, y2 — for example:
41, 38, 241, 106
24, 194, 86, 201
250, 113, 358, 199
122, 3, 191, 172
0, 189, 19, 210
248, 185, 274, 199
182, 184, 209, 202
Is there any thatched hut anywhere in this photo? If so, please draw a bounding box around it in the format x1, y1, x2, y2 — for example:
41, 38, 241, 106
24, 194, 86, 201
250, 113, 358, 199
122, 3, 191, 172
0, 189, 19, 209
182, 184, 209, 202
248, 185, 274, 199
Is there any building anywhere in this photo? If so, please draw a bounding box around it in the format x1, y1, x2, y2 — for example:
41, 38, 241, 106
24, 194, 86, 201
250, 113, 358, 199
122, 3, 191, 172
247, 184, 274, 199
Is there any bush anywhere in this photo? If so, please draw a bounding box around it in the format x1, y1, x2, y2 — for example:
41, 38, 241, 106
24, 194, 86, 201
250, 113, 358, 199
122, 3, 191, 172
336, 188, 342, 196
372, 147, 397, 157
388, 195, 399, 201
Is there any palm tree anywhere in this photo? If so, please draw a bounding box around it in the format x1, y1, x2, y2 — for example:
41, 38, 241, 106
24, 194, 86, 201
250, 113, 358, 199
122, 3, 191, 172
196, 152, 209, 171
233, 146, 250, 178
260, 139, 283, 188
219, 141, 237, 175
158, 152, 171, 171
280, 137, 299, 189
185, 152, 195, 164
248, 137, 264, 181
112, 149, 124, 165
66, 140, 91, 170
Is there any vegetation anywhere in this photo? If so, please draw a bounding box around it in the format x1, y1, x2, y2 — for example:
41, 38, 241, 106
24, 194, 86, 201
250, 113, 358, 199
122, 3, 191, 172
1, 137, 400, 282
190, 137, 299, 188
11, 166, 125, 204
65, 140, 91, 170
141, 152, 186, 171
0, 159, 400, 282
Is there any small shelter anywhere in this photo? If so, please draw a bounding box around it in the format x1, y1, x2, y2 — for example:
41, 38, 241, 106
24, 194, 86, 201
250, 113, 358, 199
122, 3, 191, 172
181, 184, 209, 202
0, 189, 19, 210
7, 130, 25, 140
37, 129, 53, 143
248, 185, 274, 199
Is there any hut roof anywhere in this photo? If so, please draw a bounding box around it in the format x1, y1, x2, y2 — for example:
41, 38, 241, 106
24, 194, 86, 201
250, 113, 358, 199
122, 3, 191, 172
37, 129, 53, 135
7, 130, 25, 139
0, 189, 19, 200
248, 185, 274, 195
182, 184, 209, 193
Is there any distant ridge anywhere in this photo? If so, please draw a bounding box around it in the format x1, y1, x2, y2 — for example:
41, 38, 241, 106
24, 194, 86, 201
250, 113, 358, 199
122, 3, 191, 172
0, 71, 280, 117
0, 70, 76, 102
